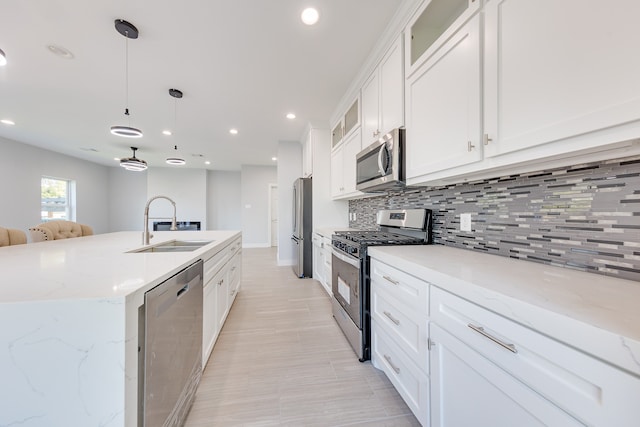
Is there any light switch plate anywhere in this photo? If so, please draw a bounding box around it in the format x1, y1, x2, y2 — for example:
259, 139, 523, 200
460, 213, 472, 232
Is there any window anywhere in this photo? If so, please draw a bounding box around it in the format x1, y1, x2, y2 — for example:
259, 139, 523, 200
41, 177, 75, 222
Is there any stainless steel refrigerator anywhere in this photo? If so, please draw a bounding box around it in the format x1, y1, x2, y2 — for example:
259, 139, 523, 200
292, 177, 312, 278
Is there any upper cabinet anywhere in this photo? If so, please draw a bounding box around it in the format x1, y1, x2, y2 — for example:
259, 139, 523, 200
302, 130, 313, 178
361, 35, 405, 149
406, 0, 479, 78
405, 10, 482, 180
483, 0, 640, 158
331, 97, 360, 150
331, 127, 363, 199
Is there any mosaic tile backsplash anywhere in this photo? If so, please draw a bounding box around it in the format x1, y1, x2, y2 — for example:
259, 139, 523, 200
349, 156, 640, 282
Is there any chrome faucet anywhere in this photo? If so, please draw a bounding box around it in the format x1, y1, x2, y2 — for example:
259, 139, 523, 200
143, 195, 177, 245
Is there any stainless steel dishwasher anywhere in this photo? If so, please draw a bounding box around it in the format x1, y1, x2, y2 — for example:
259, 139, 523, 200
138, 260, 203, 427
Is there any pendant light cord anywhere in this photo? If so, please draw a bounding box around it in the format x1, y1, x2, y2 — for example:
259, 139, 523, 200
124, 32, 130, 124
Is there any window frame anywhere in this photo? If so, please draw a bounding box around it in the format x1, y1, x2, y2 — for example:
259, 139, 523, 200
40, 176, 76, 222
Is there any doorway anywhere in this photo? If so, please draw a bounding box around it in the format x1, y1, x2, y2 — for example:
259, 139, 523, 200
269, 184, 278, 247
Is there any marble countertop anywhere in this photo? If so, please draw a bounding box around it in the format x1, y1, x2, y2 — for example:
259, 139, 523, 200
0, 230, 240, 303
368, 245, 640, 376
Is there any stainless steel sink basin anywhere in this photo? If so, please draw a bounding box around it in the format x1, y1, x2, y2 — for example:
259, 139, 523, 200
128, 240, 213, 253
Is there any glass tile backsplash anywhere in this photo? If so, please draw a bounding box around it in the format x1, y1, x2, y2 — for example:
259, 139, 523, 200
349, 156, 640, 281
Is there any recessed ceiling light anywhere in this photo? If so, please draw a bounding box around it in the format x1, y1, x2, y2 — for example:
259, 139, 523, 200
229, 128, 238, 135
205, 161, 211, 165
301, 8, 319, 25
1, 119, 15, 125
286, 113, 296, 119
272, 157, 277, 161
46, 45, 74, 59
162, 130, 172, 136
0, 48, 7, 66
114, 157, 120, 161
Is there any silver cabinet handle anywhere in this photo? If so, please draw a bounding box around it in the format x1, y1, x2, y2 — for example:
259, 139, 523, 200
468, 141, 475, 152
468, 324, 517, 354
383, 354, 400, 374
382, 275, 399, 285
218, 279, 224, 286
483, 133, 493, 145
383, 311, 400, 325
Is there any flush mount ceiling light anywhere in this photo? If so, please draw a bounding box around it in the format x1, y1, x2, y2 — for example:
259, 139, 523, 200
286, 113, 296, 119
162, 130, 172, 136
110, 19, 143, 138
0, 48, 6, 66
46, 45, 74, 59
229, 128, 238, 135
166, 89, 186, 165
120, 146, 147, 171
301, 8, 319, 25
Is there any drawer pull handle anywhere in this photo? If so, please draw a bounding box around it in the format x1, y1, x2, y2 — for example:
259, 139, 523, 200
468, 324, 517, 354
383, 311, 400, 325
383, 354, 401, 374
382, 275, 399, 285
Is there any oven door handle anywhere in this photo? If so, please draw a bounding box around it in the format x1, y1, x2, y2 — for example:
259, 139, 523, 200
331, 247, 360, 269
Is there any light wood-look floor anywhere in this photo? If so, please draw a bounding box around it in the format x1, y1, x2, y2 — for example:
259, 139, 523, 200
185, 247, 420, 426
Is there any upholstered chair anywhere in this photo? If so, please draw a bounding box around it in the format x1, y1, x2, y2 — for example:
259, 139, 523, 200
0, 227, 27, 247
29, 221, 93, 242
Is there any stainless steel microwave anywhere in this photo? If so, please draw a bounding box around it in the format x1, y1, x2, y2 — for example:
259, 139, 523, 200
356, 128, 405, 192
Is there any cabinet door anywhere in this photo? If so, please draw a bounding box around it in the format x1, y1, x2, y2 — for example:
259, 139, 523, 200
361, 70, 380, 146
216, 267, 229, 330
330, 146, 343, 198
379, 35, 404, 135
342, 127, 362, 194
203, 272, 222, 365
484, 0, 640, 157
430, 324, 583, 427
406, 13, 482, 181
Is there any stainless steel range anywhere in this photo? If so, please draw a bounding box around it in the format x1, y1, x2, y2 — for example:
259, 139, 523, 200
331, 209, 432, 361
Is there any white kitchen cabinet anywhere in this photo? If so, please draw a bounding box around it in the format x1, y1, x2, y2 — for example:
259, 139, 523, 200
202, 237, 242, 365
483, 0, 640, 159
330, 127, 363, 199
429, 323, 582, 427
431, 285, 640, 426
312, 233, 333, 296
302, 130, 313, 178
331, 97, 360, 150
361, 35, 404, 148
405, 12, 482, 182
370, 258, 430, 425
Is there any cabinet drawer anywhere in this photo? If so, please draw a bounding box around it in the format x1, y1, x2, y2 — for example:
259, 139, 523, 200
370, 259, 428, 313
204, 248, 228, 285
371, 283, 428, 369
372, 321, 429, 426
431, 285, 640, 426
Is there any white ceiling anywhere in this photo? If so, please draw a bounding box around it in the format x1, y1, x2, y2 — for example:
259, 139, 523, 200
0, 0, 404, 171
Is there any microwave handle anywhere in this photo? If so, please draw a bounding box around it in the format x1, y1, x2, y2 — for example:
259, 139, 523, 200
377, 144, 388, 176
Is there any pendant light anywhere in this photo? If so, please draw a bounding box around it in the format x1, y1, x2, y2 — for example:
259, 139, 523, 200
120, 147, 148, 171
165, 88, 185, 165
0, 48, 7, 67
110, 19, 143, 138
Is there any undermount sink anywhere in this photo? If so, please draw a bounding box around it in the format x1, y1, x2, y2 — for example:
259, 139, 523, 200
128, 240, 213, 253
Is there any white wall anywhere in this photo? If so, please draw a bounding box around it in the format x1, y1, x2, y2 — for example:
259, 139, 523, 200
241, 165, 277, 247
0, 136, 110, 237
310, 127, 348, 229
277, 141, 302, 264
206, 170, 241, 230
147, 168, 207, 230
108, 167, 147, 231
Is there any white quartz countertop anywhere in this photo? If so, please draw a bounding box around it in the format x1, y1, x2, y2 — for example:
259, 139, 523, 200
368, 245, 640, 376
314, 227, 356, 238
0, 230, 240, 303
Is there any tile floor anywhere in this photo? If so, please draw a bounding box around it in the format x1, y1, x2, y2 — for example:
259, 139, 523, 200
184, 247, 420, 426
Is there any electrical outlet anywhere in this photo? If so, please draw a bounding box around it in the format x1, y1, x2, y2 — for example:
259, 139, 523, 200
460, 213, 472, 232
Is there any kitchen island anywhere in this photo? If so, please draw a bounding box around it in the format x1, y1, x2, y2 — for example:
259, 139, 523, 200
0, 230, 240, 427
